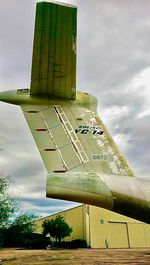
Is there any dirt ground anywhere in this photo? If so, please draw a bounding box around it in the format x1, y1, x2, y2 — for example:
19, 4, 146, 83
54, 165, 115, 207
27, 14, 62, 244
0, 248, 150, 265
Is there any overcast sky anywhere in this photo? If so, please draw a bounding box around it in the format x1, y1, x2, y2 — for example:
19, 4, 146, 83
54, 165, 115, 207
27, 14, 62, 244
0, 0, 150, 217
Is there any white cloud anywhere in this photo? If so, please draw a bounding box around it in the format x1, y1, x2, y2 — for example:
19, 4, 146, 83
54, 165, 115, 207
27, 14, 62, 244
102, 106, 130, 124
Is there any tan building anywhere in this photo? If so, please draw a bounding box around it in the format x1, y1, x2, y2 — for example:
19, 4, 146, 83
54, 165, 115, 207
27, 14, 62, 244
34, 205, 150, 248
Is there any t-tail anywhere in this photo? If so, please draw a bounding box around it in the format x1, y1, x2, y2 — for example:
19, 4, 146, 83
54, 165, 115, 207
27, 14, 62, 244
0, 1, 150, 223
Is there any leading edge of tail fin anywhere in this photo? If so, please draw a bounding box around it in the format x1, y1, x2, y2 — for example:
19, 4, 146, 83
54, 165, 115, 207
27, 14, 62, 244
30, 1, 77, 99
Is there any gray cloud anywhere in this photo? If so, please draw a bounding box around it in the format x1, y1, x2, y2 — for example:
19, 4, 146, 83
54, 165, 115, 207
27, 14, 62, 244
77, 0, 150, 92
75, 0, 150, 179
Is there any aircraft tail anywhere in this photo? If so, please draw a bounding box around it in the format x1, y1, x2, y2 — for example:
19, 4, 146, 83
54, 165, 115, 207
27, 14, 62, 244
30, 1, 77, 99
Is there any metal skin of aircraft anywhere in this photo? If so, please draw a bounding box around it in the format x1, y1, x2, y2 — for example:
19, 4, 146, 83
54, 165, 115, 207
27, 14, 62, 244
0, 1, 150, 224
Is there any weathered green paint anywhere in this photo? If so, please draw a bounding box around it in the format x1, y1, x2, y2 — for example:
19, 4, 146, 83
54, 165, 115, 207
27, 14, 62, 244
30, 2, 77, 99
46, 172, 114, 210
0, 89, 97, 109
0, 1, 150, 224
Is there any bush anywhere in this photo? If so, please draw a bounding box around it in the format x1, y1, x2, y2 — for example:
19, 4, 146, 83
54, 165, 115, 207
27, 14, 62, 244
59, 241, 71, 248
25, 233, 49, 249
70, 239, 87, 248
60, 239, 88, 249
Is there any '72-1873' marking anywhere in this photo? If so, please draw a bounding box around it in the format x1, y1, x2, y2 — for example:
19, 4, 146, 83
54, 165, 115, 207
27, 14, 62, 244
75, 126, 103, 135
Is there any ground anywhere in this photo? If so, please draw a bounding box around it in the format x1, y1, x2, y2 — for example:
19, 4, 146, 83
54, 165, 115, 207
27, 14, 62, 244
0, 248, 150, 265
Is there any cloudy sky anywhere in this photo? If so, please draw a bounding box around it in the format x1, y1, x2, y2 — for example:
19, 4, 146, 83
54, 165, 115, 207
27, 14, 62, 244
0, 0, 150, 217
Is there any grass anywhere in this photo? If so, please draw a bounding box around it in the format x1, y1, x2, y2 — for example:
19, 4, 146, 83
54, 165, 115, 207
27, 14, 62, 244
0, 248, 150, 264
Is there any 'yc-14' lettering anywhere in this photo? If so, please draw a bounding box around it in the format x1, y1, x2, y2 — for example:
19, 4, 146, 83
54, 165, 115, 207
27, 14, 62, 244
75, 126, 103, 135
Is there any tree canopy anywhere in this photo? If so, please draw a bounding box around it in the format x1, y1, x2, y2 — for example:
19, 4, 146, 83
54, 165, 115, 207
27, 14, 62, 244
0, 173, 37, 246
0, 175, 17, 229
42, 215, 72, 244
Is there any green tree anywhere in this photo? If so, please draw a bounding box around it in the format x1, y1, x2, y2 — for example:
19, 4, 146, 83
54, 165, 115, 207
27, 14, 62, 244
42, 215, 72, 244
0, 175, 17, 229
0, 174, 37, 247
3, 213, 37, 247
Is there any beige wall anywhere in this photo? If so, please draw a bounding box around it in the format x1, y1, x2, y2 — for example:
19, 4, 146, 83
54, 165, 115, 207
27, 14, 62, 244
144, 224, 150, 247
34, 204, 150, 248
89, 205, 150, 248
107, 223, 129, 248
34, 205, 85, 241
127, 223, 150, 248
64, 205, 86, 241
89, 205, 132, 248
